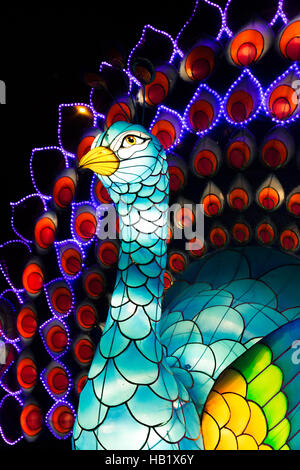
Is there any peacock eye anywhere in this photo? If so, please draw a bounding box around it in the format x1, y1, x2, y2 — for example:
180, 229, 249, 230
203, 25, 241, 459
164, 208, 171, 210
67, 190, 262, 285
124, 136, 137, 146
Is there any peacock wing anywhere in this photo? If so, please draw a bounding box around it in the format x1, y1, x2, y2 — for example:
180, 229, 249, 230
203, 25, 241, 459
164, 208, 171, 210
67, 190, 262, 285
201, 318, 300, 450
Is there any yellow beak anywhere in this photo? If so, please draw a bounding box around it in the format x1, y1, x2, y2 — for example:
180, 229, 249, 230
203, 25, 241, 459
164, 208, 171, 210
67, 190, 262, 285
78, 146, 119, 176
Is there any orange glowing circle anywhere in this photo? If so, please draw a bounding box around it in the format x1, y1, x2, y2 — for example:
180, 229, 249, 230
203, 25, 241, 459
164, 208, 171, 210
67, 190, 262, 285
151, 119, 176, 149
185, 46, 215, 81
261, 139, 287, 168
189, 100, 214, 131
168, 165, 185, 191
51, 405, 74, 435
60, 248, 82, 276
47, 366, 69, 396
279, 21, 300, 60
106, 102, 131, 128
97, 241, 119, 267
210, 227, 227, 247
169, 253, 186, 273
76, 374, 88, 395
226, 90, 254, 123
74, 338, 94, 364
16, 306, 37, 339
232, 223, 250, 243
20, 404, 43, 437
77, 136, 95, 162
287, 193, 300, 216
194, 150, 218, 176
17, 358, 37, 389
175, 207, 194, 229
280, 229, 299, 251
145, 71, 169, 106
228, 188, 249, 211
75, 211, 97, 240
202, 194, 222, 217
84, 272, 105, 298
51, 286, 72, 314
46, 325, 68, 353
22, 263, 44, 295
258, 187, 279, 210
94, 179, 112, 204
269, 85, 298, 120
76, 304, 97, 329
53, 176, 76, 208
257, 223, 275, 244
227, 141, 251, 169
230, 29, 264, 66
164, 271, 174, 291
34, 217, 56, 250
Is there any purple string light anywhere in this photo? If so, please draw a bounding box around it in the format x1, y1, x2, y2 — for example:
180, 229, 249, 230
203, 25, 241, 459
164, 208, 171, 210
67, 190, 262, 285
39, 317, 71, 361
10, 194, 48, 244
183, 83, 223, 137
222, 68, 265, 127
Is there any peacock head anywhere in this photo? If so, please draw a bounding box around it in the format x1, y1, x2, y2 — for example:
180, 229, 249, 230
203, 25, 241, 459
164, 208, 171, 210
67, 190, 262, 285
78, 121, 166, 196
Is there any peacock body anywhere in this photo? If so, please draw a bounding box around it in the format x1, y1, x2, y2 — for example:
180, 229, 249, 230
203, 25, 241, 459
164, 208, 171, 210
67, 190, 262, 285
0, 0, 300, 451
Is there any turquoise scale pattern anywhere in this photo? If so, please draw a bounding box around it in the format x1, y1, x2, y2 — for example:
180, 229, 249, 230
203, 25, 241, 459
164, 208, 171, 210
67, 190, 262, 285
73, 122, 300, 450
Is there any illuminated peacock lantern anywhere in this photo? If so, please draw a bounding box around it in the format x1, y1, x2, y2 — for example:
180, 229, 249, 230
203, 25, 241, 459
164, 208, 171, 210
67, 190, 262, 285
1, 0, 300, 450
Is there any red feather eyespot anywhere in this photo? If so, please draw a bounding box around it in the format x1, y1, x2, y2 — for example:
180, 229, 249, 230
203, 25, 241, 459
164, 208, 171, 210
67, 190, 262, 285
93, 179, 112, 204
46, 325, 68, 354
256, 222, 275, 244
163, 271, 174, 291
261, 139, 287, 168
106, 99, 132, 128
17, 358, 37, 390
49, 404, 75, 437
194, 150, 218, 177
83, 270, 105, 298
227, 141, 251, 169
50, 285, 73, 315
280, 228, 299, 252
96, 240, 119, 267
145, 71, 169, 106
74, 207, 97, 241
230, 30, 264, 66
168, 252, 187, 273
232, 222, 251, 244
46, 366, 69, 396
268, 85, 298, 121
168, 165, 185, 192
60, 247, 83, 277
77, 135, 95, 162
185, 46, 215, 81
53, 170, 77, 209
210, 227, 228, 248
34, 213, 57, 250
287, 192, 300, 217
228, 188, 249, 211
74, 337, 95, 365
20, 404, 43, 438
151, 119, 176, 149
189, 99, 214, 132
76, 303, 97, 330
16, 306, 37, 340
279, 19, 300, 61
75, 373, 88, 395
226, 90, 254, 123
22, 262, 44, 296
202, 194, 222, 217
258, 187, 279, 211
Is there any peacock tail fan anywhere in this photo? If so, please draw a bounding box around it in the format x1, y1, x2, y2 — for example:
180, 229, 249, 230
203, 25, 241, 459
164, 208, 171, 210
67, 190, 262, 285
0, 0, 300, 450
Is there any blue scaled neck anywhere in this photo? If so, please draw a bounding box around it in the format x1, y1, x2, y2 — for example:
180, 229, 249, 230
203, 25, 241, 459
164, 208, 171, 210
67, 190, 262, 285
99, 166, 169, 359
